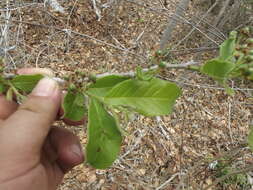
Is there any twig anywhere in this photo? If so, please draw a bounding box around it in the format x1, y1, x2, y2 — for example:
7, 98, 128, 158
95, 60, 199, 78
160, 0, 190, 50
156, 173, 179, 190
156, 116, 171, 141
2, 60, 199, 84
1, 18, 146, 60
35, 47, 48, 67
119, 129, 146, 159
170, 47, 218, 54
91, 0, 102, 21
175, 143, 247, 190
228, 102, 234, 143
213, 0, 231, 27
164, 78, 253, 92
0, 3, 42, 11
44, 0, 65, 13
126, 0, 226, 39
101, 0, 116, 9
173, 1, 221, 49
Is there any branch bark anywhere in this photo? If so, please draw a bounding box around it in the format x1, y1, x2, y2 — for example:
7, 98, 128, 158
160, 0, 190, 50
3, 60, 199, 83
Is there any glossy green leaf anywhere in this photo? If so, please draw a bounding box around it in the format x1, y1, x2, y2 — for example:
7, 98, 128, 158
248, 126, 253, 152
104, 78, 181, 116
11, 74, 44, 93
62, 91, 86, 121
87, 75, 129, 97
86, 98, 122, 169
219, 31, 237, 61
201, 59, 235, 83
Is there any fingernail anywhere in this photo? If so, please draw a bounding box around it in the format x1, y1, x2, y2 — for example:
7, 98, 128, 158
32, 77, 58, 97
70, 144, 83, 159
17, 68, 55, 77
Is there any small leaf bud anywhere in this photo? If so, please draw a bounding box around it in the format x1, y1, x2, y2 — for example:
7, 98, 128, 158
89, 74, 97, 82
247, 38, 253, 45
155, 50, 162, 56
158, 61, 166, 68
234, 51, 242, 59
241, 27, 250, 36
80, 71, 86, 77
249, 50, 253, 56
69, 83, 76, 91
246, 55, 253, 62
229, 31, 237, 39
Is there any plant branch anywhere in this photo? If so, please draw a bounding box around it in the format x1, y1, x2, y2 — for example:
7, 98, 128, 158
2, 60, 199, 84
95, 60, 198, 78
213, 0, 231, 27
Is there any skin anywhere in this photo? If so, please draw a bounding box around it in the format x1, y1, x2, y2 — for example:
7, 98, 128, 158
0, 68, 85, 190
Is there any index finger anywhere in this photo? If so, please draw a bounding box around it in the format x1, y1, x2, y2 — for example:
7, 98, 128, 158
0, 95, 18, 120
0, 68, 55, 120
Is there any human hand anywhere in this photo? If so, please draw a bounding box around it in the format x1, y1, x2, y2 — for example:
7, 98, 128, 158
0, 68, 84, 190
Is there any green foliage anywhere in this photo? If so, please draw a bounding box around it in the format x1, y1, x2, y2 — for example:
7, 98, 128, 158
87, 75, 129, 98
0, 69, 181, 169
86, 98, 122, 169
248, 126, 253, 152
0, 76, 6, 93
201, 31, 237, 84
219, 31, 237, 61
136, 67, 156, 81
104, 78, 181, 116
0, 83, 4, 93
214, 160, 249, 188
202, 28, 253, 94
1, 28, 251, 170
11, 74, 44, 93
62, 91, 86, 121
201, 59, 235, 83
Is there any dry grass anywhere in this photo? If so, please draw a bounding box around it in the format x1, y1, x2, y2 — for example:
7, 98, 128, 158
1, 0, 253, 189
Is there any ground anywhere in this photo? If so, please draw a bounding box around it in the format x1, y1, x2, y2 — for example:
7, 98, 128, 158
0, 0, 253, 189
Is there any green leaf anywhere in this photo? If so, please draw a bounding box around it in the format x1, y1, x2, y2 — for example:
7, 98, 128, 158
0, 83, 4, 93
6, 88, 13, 101
104, 78, 181, 116
136, 67, 154, 81
86, 98, 122, 169
219, 31, 237, 61
11, 74, 44, 93
248, 126, 253, 152
201, 59, 235, 83
87, 75, 129, 97
0, 79, 6, 93
62, 91, 86, 121
225, 86, 235, 96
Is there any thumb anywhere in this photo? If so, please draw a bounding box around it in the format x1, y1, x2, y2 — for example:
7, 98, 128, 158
0, 77, 61, 155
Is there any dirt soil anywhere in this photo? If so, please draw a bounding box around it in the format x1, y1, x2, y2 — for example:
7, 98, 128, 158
1, 0, 253, 189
